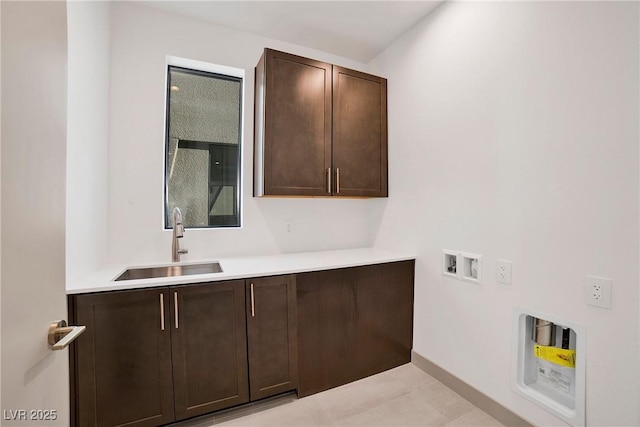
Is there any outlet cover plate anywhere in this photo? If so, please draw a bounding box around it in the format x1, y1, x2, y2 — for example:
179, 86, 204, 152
496, 259, 512, 284
585, 275, 612, 309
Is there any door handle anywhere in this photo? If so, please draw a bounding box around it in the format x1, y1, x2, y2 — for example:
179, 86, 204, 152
48, 320, 86, 351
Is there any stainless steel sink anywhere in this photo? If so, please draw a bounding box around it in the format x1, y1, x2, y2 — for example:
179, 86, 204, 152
114, 262, 223, 281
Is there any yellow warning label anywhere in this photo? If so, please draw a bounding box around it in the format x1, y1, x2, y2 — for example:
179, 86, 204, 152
534, 345, 576, 368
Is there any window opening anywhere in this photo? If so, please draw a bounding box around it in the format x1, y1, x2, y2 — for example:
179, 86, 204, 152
165, 65, 242, 228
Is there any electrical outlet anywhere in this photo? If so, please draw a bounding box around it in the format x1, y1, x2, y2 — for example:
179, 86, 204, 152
496, 260, 512, 284
585, 275, 612, 309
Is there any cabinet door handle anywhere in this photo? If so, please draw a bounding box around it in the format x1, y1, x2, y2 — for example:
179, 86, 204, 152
336, 168, 340, 194
250, 283, 255, 317
327, 168, 332, 194
174, 291, 179, 329
160, 293, 165, 331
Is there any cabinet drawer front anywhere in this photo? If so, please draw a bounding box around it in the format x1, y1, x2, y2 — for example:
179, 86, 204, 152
73, 288, 175, 427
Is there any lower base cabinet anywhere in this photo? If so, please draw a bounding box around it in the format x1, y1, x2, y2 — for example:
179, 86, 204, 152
68, 261, 414, 426
69, 276, 297, 427
296, 260, 415, 396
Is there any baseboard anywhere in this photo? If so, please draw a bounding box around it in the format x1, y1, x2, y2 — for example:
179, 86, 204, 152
411, 351, 533, 427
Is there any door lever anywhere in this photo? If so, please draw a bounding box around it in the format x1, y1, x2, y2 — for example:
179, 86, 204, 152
48, 320, 86, 351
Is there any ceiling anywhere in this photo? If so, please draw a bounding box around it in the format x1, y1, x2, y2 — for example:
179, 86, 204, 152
144, 1, 444, 63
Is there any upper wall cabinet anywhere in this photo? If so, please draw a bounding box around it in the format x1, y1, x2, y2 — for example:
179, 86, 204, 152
254, 48, 388, 197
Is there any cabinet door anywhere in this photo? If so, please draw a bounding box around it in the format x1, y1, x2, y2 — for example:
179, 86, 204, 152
296, 269, 358, 396
246, 275, 298, 400
171, 281, 249, 420
353, 261, 414, 379
296, 261, 414, 397
72, 288, 175, 427
332, 66, 388, 197
257, 48, 332, 196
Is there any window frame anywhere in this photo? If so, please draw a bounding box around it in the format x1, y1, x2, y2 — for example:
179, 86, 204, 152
163, 58, 244, 230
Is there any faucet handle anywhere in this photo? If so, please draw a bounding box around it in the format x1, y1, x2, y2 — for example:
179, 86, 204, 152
178, 248, 188, 255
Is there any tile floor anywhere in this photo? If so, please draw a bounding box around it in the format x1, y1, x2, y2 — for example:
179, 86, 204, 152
172, 363, 504, 427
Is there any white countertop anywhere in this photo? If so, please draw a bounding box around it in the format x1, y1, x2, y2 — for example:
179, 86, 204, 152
66, 247, 416, 294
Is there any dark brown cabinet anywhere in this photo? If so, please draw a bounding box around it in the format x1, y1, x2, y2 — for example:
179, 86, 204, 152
254, 49, 332, 196
332, 66, 388, 197
246, 275, 298, 400
171, 281, 249, 420
70, 288, 175, 427
296, 260, 414, 397
69, 262, 413, 425
69, 276, 298, 426
254, 48, 387, 197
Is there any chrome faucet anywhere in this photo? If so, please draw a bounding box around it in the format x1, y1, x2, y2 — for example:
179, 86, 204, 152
172, 207, 188, 262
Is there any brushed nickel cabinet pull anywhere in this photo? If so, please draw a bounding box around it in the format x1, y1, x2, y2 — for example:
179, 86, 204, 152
174, 291, 179, 329
327, 168, 332, 194
336, 168, 340, 194
250, 283, 255, 317
48, 320, 86, 351
160, 293, 165, 331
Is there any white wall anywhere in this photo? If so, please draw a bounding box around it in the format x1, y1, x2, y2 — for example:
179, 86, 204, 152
106, 2, 385, 267
370, 2, 639, 426
66, 1, 110, 285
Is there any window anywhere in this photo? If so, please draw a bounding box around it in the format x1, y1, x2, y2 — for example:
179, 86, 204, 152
165, 64, 242, 228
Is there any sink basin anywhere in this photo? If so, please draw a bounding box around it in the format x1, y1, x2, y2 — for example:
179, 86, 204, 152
114, 262, 223, 281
